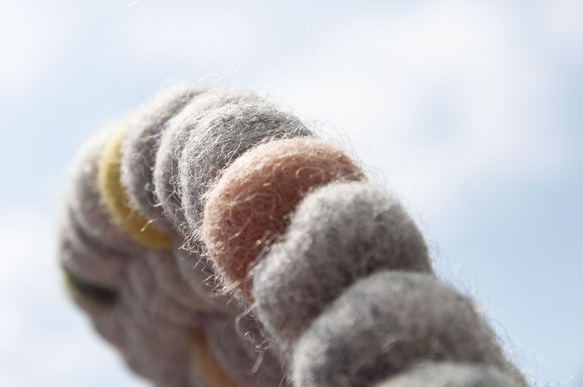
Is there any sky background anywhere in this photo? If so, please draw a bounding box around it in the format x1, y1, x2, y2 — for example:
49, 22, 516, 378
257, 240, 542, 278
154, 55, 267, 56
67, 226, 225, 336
0, 0, 581, 386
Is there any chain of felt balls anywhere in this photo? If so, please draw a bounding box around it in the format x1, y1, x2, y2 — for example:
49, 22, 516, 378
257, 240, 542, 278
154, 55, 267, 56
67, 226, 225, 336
59, 84, 529, 387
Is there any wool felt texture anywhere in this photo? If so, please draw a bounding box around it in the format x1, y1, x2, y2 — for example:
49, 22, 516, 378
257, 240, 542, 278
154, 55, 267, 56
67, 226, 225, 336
145, 247, 218, 314
116, 287, 194, 387
291, 271, 515, 387
66, 126, 144, 256
253, 181, 434, 356
374, 362, 524, 387
202, 316, 287, 386
202, 138, 366, 298
121, 84, 209, 234
190, 328, 244, 387
61, 263, 117, 312
65, 254, 239, 387
66, 282, 126, 352
173, 243, 240, 315
59, 207, 128, 290
125, 255, 204, 327
153, 88, 266, 231
98, 122, 173, 250
59, 84, 528, 387
178, 99, 313, 236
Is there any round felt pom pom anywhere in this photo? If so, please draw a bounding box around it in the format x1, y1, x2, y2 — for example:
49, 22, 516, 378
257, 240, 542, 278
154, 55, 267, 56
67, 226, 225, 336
374, 362, 526, 387
202, 138, 366, 298
293, 271, 511, 387
253, 181, 433, 352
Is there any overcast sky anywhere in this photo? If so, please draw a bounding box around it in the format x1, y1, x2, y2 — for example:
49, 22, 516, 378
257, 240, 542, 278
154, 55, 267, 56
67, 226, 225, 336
0, 0, 582, 386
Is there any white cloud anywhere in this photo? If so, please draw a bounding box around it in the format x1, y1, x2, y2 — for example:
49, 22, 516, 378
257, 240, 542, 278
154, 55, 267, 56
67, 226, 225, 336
542, 0, 583, 47
116, 2, 257, 76
0, 1, 67, 96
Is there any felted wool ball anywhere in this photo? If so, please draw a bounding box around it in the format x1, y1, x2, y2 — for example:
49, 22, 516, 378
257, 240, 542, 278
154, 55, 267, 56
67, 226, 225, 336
292, 271, 511, 387
173, 244, 240, 316
121, 84, 208, 234
253, 181, 433, 353
144, 248, 217, 314
374, 362, 527, 387
179, 101, 313, 235
115, 292, 194, 387
86, 302, 125, 350
124, 256, 203, 327
59, 207, 128, 290
153, 88, 263, 231
62, 265, 124, 351
202, 138, 366, 298
61, 263, 117, 315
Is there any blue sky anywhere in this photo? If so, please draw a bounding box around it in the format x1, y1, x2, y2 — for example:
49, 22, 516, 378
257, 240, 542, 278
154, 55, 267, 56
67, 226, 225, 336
0, 0, 581, 386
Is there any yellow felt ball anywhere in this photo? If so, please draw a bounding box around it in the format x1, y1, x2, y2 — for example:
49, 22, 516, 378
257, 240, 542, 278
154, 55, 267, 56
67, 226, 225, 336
97, 122, 173, 250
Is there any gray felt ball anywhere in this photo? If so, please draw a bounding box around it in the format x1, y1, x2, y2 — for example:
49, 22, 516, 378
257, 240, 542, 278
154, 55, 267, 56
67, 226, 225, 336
71, 289, 125, 349
124, 256, 204, 328
153, 88, 260, 232
374, 362, 527, 387
173, 243, 241, 316
59, 208, 128, 290
115, 290, 194, 387
292, 271, 516, 387
144, 248, 218, 314
121, 84, 208, 233
253, 181, 433, 353
63, 268, 127, 355
178, 99, 313, 234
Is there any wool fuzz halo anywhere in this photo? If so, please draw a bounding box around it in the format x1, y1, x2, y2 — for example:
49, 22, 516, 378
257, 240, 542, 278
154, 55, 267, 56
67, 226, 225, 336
202, 138, 366, 298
